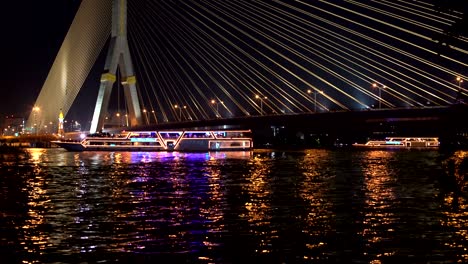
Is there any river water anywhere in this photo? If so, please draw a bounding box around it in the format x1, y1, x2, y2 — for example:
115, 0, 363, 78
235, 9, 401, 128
1, 148, 467, 263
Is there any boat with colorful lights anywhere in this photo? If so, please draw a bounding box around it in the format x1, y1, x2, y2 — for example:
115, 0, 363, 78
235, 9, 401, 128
352, 137, 439, 149
52, 129, 253, 152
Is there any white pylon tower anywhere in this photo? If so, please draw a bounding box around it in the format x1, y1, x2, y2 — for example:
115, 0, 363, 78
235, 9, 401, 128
90, 0, 142, 133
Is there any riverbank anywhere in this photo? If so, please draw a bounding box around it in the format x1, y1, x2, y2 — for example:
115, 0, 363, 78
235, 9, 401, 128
0, 134, 58, 148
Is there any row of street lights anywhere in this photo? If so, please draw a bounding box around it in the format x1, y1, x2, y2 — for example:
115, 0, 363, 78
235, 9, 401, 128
371, 76, 464, 109
173, 104, 191, 121
29, 105, 81, 134
31, 76, 463, 130
115, 112, 130, 127
174, 93, 322, 118
79, 75, 468, 127
211, 99, 224, 118
124, 75, 466, 123
173, 96, 266, 120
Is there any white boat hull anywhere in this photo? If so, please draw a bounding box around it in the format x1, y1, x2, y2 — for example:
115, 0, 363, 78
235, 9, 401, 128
352, 137, 440, 149
52, 130, 253, 152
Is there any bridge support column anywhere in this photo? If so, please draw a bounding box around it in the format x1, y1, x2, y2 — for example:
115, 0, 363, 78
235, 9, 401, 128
122, 75, 141, 127
90, 73, 116, 133
89, 0, 142, 133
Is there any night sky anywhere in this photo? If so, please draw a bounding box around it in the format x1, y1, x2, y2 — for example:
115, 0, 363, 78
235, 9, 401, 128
1, 1, 81, 117
1, 1, 466, 126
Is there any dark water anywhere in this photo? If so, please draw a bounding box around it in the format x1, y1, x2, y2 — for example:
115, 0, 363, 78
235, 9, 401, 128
1, 148, 467, 263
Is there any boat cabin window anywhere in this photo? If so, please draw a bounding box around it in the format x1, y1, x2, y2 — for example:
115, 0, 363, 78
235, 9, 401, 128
159, 132, 181, 139
88, 132, 112, 137
128, 132, 158, 138
214, 132, 227, 138
224, 131, 252, 138
183, 132, 213, 138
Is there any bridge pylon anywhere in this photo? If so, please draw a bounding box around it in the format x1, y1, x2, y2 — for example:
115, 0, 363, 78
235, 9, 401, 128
89, 0, 142, 133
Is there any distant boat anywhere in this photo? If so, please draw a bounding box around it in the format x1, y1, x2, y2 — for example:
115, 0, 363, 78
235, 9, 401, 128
52, 129, 253, 152
352, 137, 439, 149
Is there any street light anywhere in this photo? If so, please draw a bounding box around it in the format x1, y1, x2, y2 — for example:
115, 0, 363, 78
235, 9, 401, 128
116, 112, 121, 126
372, 83, 386, 109
307, 89, 322, 112
151, 110, 158, 124
211, 99, 223, 118
457, 76, 463, 87
182, 105, 192, 120
456, 76, 464, 103
174, 104, 182, 121
33, 106, 40, 135
255, 95, 267, 115
142, 109, 149, 124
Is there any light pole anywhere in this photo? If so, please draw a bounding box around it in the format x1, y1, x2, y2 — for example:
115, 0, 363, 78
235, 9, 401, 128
255, 95, 267, 115
116, 112, 121, 126
372, 83, 386, 109
456, 76, 464, 103
307, 89, 321, 112
182, 105, 191, 120
33, 106, 40, 135
211, 99, 222, 118
151, 110, 158, 124
142, 109, 149, 124
174, 105, 182, 121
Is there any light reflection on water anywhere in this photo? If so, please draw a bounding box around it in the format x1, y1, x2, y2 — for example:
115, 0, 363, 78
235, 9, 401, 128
0, 148, 467, 263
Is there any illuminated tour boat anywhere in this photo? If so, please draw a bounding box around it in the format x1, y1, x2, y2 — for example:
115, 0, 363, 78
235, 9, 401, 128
352, 137, 440, 149
52, 130, 253, 152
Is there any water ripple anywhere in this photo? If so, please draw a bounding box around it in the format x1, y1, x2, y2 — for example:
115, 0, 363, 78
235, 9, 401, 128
0, 148, 466, 263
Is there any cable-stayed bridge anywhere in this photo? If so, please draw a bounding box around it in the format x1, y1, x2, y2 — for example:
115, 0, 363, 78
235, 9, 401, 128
27, 0, 467, 136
